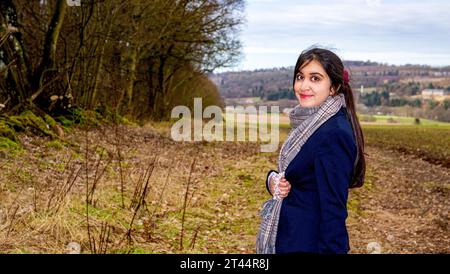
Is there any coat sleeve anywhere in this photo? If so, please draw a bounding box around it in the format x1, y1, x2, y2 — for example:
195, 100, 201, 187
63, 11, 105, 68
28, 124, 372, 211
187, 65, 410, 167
314, 128, 356, 254
265, 170, 278, 195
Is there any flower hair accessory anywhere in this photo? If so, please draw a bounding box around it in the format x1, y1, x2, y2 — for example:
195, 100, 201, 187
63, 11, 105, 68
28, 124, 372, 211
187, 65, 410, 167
343, 69, 350, 85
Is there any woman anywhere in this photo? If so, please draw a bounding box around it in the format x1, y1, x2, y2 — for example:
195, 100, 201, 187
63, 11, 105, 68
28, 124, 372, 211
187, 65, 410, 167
264, 47, 366, 254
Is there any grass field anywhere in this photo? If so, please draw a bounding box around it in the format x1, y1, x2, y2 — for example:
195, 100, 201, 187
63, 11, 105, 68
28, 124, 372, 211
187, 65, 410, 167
0, 113, 448, 254
362, 125, 450, 168
226, 112, 450, 168
359, 114, 450, 126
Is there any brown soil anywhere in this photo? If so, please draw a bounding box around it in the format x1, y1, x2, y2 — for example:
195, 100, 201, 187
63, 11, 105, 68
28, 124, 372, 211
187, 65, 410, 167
348, 146, 449, 253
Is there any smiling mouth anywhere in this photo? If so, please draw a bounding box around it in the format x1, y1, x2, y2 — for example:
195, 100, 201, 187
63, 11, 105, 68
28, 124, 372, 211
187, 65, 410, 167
300, 94, 314, 99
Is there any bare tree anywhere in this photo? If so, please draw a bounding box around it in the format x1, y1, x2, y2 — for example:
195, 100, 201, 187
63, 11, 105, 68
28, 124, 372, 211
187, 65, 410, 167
0, 0, 244, 120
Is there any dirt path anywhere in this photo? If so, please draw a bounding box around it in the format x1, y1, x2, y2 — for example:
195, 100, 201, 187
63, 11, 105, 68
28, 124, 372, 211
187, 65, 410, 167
347, 146, 449, 254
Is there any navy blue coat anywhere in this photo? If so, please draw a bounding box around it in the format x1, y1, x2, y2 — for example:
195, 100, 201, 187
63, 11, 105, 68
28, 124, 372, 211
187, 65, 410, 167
266, 107, 357, 254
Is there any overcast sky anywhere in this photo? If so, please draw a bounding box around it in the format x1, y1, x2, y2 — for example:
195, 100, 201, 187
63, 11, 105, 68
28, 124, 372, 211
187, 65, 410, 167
226, 0, 450, 71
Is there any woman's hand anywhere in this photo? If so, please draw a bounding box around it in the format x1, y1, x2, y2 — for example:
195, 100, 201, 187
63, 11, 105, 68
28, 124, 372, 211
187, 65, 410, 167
270, 175, 291, 198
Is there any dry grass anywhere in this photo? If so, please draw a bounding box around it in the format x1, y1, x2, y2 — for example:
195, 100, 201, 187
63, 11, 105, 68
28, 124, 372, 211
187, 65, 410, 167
0, 121, 448, 254
0, 122, 272, 253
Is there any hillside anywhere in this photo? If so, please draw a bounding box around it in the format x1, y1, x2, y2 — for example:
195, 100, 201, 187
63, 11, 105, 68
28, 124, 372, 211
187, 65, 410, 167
210, 62, 450, 100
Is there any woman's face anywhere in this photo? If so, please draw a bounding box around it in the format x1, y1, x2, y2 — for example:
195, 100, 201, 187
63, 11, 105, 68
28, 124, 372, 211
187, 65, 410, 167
294, 60, 334, 107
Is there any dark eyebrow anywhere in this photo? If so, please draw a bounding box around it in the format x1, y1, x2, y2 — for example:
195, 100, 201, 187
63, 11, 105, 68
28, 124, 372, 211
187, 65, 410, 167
310, 72, 324, 77
297, 71, 324, 77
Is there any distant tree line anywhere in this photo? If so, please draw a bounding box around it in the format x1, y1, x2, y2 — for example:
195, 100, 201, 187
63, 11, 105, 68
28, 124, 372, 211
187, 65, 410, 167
360, 91, 390, 107
264, 89, 295, 101
213, 66, 450, 101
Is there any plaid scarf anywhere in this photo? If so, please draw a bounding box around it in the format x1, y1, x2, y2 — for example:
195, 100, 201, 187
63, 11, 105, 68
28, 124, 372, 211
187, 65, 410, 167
256, 94, 346, 254
279, 94, 346, 172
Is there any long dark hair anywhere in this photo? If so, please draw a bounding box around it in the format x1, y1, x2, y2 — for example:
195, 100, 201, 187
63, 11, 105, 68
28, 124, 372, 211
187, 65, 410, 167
293, 47, 366, 188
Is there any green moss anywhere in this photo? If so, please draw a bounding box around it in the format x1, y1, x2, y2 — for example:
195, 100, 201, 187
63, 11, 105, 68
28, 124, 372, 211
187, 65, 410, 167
0, 120, 18, 142
83, 110, 102, 126
44, 114, 57, 127
55, 116, 72, 128
0, 136, 23, 156
56, 108, 107, 129
62, 106, 133, 130
0, 136, 21, 149
68, 107, 85, 124
118, 115, 135, 126
94, 106, 137, 126
12, 110, 54, 137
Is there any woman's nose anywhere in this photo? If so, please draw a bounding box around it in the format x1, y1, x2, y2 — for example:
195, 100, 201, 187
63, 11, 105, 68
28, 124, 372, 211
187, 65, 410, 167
300, 79, 312, 89
300, 85, 312, 93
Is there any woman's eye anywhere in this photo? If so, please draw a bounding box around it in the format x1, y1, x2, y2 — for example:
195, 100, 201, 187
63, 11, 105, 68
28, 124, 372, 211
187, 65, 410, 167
296, 74, 304, 81
311, 76, 320, 81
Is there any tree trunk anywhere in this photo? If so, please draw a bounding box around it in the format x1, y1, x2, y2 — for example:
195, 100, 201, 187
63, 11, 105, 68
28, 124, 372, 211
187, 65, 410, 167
0, 0, 33, 109
90, 15, 114, 110
120, 45, 138, 114
34, 0, 67, 89
152, 55, 167, 121
31, 0, 67, 114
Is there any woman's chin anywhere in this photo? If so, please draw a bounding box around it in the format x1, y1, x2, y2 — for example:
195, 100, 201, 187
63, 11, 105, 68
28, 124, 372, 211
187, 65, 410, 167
299, 100, 317, 108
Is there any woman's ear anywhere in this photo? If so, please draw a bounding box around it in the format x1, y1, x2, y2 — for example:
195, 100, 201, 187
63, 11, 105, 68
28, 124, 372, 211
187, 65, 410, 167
330, 84, 341, 95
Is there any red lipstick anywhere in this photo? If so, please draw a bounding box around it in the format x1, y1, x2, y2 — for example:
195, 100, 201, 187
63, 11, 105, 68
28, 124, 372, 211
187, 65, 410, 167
300, 93, 314, 100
